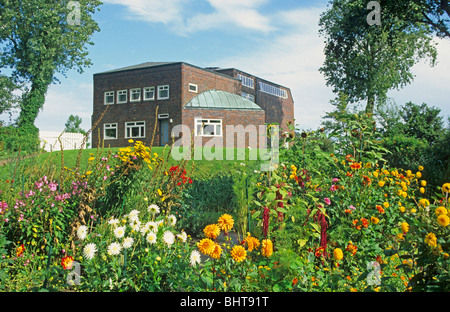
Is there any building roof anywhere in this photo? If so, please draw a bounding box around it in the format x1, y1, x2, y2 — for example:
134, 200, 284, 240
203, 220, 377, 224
184, 90, 263, 111
96, 62, 179, 74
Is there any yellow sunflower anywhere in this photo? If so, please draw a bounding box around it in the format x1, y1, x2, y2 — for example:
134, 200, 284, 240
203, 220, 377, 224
203, 224, 220, 239
443, 183, 450, 193
198, 238, 215, 255
210, 243, 222, 259
333, 248, 343, 261
437, 214, 449, 227
218, 214, 234, 232
261, 239, 273, 257
435, 206, 448, 216
425, 233, 437, 247
231, 245, 247, 262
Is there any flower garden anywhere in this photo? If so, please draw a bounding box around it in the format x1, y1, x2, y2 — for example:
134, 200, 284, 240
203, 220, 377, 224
0, 114, 449, 293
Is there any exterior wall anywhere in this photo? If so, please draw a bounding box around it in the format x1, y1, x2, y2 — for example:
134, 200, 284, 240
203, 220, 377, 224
92, 63, 183, 148
214, 68, 294, 133
182, 108, 266, 149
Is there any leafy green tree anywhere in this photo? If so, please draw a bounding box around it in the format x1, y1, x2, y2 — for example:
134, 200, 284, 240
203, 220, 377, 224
0, 0, 101, 141
64, 114, 86, 135
319, 0, 438, 114
0, 75, 20, 116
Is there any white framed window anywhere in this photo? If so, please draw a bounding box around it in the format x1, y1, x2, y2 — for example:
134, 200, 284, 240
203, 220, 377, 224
189, 83, 198, 93
157, 85, 169, 100
117, 90, 128, 103
241, 92, 255, 102
104, 123, 118, 140
143, 87, 155, 100
130, 88, 141, 102
104, 91, 114, 105
238, 74, 254, 89
259, 82, 288, 99
195, 119, 222, 137
125, 121, 145, 139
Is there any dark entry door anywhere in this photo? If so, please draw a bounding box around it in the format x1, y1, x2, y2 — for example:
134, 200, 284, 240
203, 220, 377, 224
160, 119, 169, 146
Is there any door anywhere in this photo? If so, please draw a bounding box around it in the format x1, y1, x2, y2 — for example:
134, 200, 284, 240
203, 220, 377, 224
160, 119, 170, 146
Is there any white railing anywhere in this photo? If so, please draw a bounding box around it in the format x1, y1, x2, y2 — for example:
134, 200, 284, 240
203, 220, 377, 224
39, 131, 86, 152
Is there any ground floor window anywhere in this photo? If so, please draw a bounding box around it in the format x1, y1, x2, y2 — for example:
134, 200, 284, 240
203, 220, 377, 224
104, 123, 118, 139
125, 121, 145, 138
195, 118, 222, 137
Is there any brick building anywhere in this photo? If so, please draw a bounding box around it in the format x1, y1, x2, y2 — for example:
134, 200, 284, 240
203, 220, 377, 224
91, 62, 294, 148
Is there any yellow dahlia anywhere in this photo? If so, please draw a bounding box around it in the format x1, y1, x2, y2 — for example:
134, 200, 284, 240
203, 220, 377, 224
443, 183, 450, 193
333, 248, 343, 261
198, 238, 215, 255
218, 214, 234, 232
437, 214, 449, 227
210, 243, 222, 259
435, 206, 448, 216
245, 235, 260, 251
203, 224, 220, 239
231, 245, 247, 262
425, 233, 437, 247
261, 239, 273, 257
401, 222, 409, 233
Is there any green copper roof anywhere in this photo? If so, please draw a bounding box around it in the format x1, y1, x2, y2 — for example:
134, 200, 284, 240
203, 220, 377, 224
184, 90, 263, 110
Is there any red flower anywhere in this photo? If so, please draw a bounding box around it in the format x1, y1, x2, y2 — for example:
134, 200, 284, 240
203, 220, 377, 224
16, 244, 25, 257
61, 256, 74, 270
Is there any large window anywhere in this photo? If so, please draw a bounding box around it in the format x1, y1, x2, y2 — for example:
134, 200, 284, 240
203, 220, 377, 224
104, 123, 118, 140
104, 91, 114, 105
157, 85, 169, 100
238, 74, 254, 89
125, 121, 145, 139
195, 119, 222, 137
259, 82, 288, 99
130, 88, 141, 102
143, 87, 155, 100
117, 90, 128, 103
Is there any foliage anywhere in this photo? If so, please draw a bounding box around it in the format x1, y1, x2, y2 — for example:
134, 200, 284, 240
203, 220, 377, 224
0, 0, 102, 129
64, 115, 87, 135
318, 0, 438, 113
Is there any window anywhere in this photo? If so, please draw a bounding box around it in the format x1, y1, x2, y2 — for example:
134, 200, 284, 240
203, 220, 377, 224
195, 119, 222, 137
241, 92, 255, 102
143, 87, 155, 100
104, 91, 114, 105
259, 82, 288, 99
125, 121, 145, 139
117, 90, 127, 103
238, 74, 254, 89
189, 83, 198, 93
158, 85, 169, 100
104, 123, 118, 140
130, 88, 141, 102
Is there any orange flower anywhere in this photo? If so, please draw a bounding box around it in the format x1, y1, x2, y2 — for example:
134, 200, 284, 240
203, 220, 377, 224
376, 205, 385, 214
261, 239, 273, 257
361, 218, 369, 228
346, 242, 357, 255
350, 162, 362, 170
245, 235, 260, 251
292, 278, 298, 286
16, 244, 25, 258
61, 256, 74, 270
218, 214, 234, 232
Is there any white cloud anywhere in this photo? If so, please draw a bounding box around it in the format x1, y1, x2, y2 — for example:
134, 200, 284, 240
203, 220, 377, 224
102, 0, 274, 35
211, 6, 335, 130
35, 81, 93, 132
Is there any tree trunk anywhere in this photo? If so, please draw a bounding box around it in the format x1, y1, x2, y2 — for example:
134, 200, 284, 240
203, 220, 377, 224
18, 78, 49, 128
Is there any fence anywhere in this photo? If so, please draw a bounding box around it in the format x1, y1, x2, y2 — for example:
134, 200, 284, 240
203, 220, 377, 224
39, 131, 86, 152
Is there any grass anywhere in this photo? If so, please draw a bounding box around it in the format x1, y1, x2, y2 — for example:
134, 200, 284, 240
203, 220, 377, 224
0, 145, 269, 181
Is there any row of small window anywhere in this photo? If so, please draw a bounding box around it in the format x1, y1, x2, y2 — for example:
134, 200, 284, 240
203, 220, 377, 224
103, 118, 223, 139
104, 85, 170, 105
259, 82, 288, 99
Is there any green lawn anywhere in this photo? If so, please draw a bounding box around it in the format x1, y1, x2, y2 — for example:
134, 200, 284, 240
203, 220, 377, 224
0, 146, 268, 181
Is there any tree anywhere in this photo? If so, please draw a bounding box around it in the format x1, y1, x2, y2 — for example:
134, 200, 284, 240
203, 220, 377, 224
64, 114, 86, 135
0, 74, 20, 116
0, 0, 101, 135
318, 0, 438, 114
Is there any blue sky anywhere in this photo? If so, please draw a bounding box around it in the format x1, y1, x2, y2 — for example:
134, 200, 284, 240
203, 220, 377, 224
10, 0, 449, 132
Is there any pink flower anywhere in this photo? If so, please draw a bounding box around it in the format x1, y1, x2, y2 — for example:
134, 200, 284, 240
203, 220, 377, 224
332, 178, 339, 182
324, 198, 331, 205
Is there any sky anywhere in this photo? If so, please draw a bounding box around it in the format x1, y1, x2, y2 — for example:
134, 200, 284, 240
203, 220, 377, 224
5, 0, 449, 133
